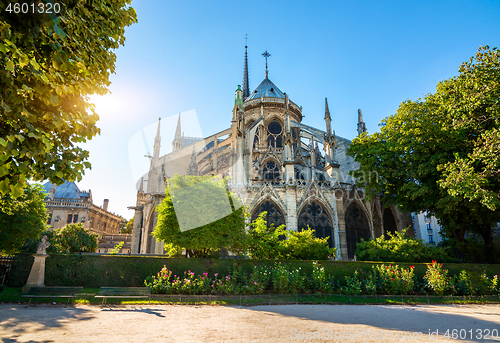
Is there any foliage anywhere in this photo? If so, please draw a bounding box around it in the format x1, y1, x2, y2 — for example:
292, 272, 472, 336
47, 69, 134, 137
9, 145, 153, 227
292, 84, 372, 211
7, 254, 500, 297
355, 229, 456, 263
0, 183, 48, 255
120, 218, 133, 234
280, 227, 336, 260
348, 46, 500, 262
22, 223, 99, 254
51, 223, 98, 253
154, 174, 247, 258
247, 212, 336, 260
109, 241, 124, 255
371, 264, 415, 295
246, 212, 287, 259
163, 242, 183, 258
423, 261, 450, 295
344, 270, 363, 295
451, 270, 474, 296
0, 1, 137, 198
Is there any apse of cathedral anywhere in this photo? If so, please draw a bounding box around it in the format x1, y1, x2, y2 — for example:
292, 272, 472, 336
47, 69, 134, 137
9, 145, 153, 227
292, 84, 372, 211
129, 45, 410, 259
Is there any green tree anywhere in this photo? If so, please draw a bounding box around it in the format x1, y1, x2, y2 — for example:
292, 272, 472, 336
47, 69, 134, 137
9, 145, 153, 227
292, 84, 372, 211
121, 217, 133, 234
0, 1, 137, 198
22, 223, 98, 254
348, 46, 500, 262
0, 183, 48, 255
153, 174, 246, 258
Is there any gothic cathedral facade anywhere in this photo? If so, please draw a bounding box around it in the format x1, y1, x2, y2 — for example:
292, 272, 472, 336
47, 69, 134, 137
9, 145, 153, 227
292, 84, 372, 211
129, 46, 410, 259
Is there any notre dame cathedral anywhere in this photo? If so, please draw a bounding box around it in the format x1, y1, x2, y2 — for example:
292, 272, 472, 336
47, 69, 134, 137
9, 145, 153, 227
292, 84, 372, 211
129, 45, 411, 259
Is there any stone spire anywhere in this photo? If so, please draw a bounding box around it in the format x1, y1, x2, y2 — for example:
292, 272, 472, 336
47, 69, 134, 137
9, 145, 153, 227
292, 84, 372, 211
242, 35, 249, 99
186, 148, 199, 176
172, 113, 182, 152
357, 109, 367, 136
324, 97, 332, 137
153, 117, 161, 162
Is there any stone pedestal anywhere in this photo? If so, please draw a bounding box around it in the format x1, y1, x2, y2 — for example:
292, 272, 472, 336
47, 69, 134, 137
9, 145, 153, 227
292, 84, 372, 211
22, 254, 48, 293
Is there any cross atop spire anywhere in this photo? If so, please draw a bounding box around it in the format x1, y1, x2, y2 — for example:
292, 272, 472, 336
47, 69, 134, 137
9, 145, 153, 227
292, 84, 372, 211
262, 50, 271, 79
242, 35, 249, 99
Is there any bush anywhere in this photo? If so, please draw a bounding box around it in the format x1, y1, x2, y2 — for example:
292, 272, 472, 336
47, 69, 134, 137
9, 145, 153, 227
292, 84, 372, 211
280, 228, 336, 260
371, 264, 415, 295
423, 261, 450, 295
356, 230, 457, 263
247, 212, 335, 260
451, 270, 475, 296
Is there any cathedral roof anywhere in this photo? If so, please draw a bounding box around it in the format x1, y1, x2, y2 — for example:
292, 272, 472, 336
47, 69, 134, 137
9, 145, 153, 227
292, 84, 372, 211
245, 77, 285, 101
43, 180, 87, 199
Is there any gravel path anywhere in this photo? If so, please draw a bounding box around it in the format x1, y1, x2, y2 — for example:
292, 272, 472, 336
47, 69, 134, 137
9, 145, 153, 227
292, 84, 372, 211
1, 304, 500, 342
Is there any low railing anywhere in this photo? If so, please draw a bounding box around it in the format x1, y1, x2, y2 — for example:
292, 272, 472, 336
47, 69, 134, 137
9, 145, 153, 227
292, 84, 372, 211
45, 198, 89, 208
244, 97, 301, 112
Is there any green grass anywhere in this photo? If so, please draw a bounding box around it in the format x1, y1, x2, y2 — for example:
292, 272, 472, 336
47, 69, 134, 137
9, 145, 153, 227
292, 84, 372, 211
2, 287, 499, 306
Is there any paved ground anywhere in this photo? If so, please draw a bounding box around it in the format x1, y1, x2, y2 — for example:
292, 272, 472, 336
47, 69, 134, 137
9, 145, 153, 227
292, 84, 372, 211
1, 304, 500, 342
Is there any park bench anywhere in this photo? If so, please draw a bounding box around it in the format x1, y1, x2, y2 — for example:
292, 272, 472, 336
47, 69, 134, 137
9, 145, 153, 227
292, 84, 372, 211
95, 287, 151, 305
19, 286, 83, 307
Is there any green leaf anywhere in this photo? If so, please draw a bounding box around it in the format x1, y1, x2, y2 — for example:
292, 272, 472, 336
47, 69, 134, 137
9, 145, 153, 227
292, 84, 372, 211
6, 61, 14, 72
0, 42, 7, 53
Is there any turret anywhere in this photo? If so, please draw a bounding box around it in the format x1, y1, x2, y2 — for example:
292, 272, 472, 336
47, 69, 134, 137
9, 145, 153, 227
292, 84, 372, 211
324, 97, 332, 137
172, 114, 182, 152
357, 109, 367, 136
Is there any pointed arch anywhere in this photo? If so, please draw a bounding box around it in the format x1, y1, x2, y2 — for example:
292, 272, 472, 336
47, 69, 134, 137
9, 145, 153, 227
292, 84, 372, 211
297, 197, 335, 248
383, 207, 398, 237
250, 198, 285, 228
344, 201, 371, 260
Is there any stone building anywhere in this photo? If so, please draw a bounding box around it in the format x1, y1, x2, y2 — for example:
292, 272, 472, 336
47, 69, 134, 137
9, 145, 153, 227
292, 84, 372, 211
130, 46, 411, 259
43, 181, 122, 237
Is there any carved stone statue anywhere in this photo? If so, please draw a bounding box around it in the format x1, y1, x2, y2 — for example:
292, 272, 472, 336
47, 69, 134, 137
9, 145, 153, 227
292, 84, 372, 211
36, 235, 50, 255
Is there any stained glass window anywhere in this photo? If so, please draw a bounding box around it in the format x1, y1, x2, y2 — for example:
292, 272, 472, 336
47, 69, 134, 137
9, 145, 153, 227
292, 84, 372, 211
263, 160, 280, 180
251, 200, 285, 228
298, 200, 334, 247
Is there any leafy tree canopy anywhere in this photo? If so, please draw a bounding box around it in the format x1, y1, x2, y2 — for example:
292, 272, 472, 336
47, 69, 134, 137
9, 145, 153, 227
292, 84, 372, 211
0, 182, 48, 255
348, 46, 500, 261
0, 1, 137, 198
153, 174, 247, 258
121, 217, 133, 234
22, 222, 98, 254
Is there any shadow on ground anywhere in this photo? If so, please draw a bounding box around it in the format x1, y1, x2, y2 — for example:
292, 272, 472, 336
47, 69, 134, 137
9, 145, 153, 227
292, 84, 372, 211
240, 304, 500, 342
0, 305, 93, 341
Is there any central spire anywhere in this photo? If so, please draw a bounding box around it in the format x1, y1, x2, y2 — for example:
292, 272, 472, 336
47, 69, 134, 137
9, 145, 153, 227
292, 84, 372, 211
242, 35, 249, 99
262, 50, 271, 79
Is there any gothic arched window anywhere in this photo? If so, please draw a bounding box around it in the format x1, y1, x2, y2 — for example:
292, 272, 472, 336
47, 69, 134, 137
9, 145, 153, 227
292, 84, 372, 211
298, 200, 334, 248
251, 200, 285, 228
345, 203, 371, 259
263, 160, 281, 180
267, 120, 283, 148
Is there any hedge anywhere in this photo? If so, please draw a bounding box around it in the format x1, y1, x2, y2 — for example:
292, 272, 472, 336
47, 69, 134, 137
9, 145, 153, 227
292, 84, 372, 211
6, 253, 500, 288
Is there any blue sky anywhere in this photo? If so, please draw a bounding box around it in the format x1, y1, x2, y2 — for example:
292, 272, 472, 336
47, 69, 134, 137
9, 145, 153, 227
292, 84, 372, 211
77, 0, 500, 218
